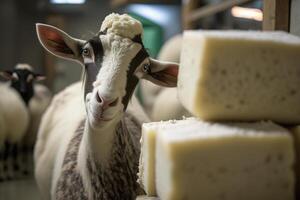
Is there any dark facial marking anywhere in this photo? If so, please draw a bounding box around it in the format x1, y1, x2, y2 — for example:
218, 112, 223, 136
82, 33, 149, 110
10, 69, 35, 105
122, 35, 149, 109
83, 36, 104, 97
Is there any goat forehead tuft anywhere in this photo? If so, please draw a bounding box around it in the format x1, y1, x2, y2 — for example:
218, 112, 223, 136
100, 13, 143, 39
15, 63, 33, 72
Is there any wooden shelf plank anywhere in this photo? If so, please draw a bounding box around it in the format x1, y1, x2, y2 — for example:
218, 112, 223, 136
263, 0, 290, 31
188, 0, 254, 22
182, 0, 200, 30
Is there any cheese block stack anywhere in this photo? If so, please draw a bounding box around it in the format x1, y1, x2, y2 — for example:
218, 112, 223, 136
139, 119, 294, 200
138, 30, 300, 200
178, 31, 300, 124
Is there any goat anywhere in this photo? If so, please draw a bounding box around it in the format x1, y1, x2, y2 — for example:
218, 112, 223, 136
35, 13, 179, 199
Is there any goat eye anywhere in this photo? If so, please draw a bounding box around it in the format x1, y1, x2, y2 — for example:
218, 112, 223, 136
82, 48, 90, 57
143, 64, 151, 74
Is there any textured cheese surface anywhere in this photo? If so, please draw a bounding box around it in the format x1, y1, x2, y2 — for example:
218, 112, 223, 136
138, 119, 192, 196
178, 30, 300, 124
149, 118, 294, 200
136, 196, 160, 200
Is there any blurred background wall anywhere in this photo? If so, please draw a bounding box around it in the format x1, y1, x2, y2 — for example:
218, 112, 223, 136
0, 0, 182, 92
0, 0, 44, 75
0, 0, 114, 92
2, 0, 297, 94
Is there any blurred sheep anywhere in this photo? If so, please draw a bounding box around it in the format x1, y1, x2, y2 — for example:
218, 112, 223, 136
0, 63, 51, 180
140, 34, 191, 121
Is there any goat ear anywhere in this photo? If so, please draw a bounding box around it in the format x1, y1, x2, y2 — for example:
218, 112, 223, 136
142, 58, 179, 87
34, 73, 46, 81
36, 23, 84, 62
0, 70, 13, 80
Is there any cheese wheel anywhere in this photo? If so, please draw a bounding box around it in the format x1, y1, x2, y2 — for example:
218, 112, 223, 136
178, 31, 300, 124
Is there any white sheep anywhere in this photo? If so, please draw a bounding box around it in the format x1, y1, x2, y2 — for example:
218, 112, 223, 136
0, 83, 29, 180
139, 34, 182, 113
35, 13, 179, 199
27, 84, 52, 147
151, 88, 190, 121
0, 105, 7, 181
22, 83, 52, 174
140, 34, 190, 121
0, 63, 50, 179
34, 82, 86, 198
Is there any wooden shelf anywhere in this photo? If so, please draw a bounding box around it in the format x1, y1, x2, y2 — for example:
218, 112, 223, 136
183, 0, 255, 30
263, 0, 290, 31
183, 0, 291, 32
189, 0, 253, 22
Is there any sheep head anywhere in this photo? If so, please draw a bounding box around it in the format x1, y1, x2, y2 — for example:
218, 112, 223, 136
36, 13, 178, 129
0, 64, 45, 105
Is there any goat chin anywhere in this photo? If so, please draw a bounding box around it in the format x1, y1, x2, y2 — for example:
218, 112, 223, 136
86, 101, 122, 129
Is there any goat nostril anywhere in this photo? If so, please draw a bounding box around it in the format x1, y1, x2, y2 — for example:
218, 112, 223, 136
96, 92, 103, 103
109, 98, 118, 107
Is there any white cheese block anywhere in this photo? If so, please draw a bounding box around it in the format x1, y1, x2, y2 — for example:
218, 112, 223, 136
136, 196, 160, 200
178, 31, 300, 124
151, 118, 294, 200
138, 119, 193, 196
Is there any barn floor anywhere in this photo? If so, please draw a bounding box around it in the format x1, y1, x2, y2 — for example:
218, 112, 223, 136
0, 178, 41, 200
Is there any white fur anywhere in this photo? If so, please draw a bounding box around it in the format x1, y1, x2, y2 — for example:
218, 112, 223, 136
0, 65, 50, 180
82, 32, 144, 165
0, 106, 6, 148
0, 82, 29, 180
101, 13, 143, 39
34, 82, 85, 199
15, 63, 33, 71
23, 84, 52, 147
157, 34, 182, 63
35, 13, 151, 199
151, 88, 190, 121
140, 34, 189, 121
140, 34, 182, 113
77, 94, 149, 198
79, 27, 149, 196
0, 83, 29, 143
